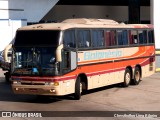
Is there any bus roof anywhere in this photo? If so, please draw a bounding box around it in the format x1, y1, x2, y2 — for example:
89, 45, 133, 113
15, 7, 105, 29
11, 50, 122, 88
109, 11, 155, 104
18, 18, 154, 31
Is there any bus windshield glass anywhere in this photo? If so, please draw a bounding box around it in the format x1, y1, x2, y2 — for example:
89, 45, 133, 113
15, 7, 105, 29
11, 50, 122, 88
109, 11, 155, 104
12, 30, 61, 76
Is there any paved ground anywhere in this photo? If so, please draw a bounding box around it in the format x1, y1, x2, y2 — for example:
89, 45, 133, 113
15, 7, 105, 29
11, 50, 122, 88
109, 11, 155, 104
0, 69, 160, 120
156, 55, 160, 71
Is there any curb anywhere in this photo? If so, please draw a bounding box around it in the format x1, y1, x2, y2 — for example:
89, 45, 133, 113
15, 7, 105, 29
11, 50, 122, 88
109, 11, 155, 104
156, 50, 160, 72
156, 51, 160, 55
156, 68, 160, 72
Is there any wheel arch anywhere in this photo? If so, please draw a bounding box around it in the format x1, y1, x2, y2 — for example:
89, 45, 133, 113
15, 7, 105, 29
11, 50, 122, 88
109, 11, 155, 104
76, 73, 88, 90
126, 66, 133, 79
135, 64, 142, 78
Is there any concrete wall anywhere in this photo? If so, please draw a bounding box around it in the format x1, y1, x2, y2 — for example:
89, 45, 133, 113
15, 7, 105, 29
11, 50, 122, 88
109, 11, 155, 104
141, 6, 150, 21
0, 19, 27, 51
43, 5, 150, 23
0, 0, 59, 22
43, 5, 129, 22
0, 0, 59, 51
151, 0, 160, 49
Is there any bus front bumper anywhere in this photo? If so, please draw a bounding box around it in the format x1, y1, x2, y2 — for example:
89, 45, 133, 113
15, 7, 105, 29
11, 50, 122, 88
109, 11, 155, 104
12, 82, 61, 96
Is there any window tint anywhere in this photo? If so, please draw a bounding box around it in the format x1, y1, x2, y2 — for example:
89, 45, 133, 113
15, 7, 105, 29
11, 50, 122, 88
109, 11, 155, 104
122, 30, 128, 45
63, 30, 76, 48
92, 30, 105, 48
15, 30, 60, 46
138, 30, 147, 44
143, 30, 147, 44
117, 30, 123, 45
117, 30, 128, 45
77, 30, 91, 48
105, 30, 117, 46
129, 30, 138, 44
148, 30, 154, 43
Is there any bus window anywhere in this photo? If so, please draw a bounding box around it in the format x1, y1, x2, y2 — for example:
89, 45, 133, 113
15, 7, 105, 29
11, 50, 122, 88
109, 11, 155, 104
117, 30, 128, 46
129, 30, 138, 45
148, 30, 154, 43
77, 30, 91, 48
92, 30, 105, 48
138, 30, 147, 44
105, 30, 117, 47
111, 30, 117, 46
122, 30, 128, 45
143, 30, 147, 44
62, 51, 70, 73
63, 30, 76, 48
128, 30, 132, 44
138, 31, 143, 44
117, 30, 123, 45
105, 31, 110, 46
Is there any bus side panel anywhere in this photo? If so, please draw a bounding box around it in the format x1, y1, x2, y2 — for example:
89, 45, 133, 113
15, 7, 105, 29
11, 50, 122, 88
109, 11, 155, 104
60, 79, 76, 95
141, 46, 155, 78
76, 46, 155, 89
58, 45, 155, 93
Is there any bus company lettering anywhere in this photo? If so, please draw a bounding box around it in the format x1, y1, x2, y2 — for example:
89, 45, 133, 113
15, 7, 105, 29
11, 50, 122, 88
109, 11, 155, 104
84, 50, 122, 60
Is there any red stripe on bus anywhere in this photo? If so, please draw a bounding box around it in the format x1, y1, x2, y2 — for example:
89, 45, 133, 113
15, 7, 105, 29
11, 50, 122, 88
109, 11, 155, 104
12, 57, 154, 82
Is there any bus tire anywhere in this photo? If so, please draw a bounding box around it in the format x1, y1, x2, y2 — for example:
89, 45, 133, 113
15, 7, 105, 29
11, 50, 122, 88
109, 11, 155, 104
5, 72, 10, 83
123, 68, 131, 87
132, 67, 141, 85
74, 76, 82, 100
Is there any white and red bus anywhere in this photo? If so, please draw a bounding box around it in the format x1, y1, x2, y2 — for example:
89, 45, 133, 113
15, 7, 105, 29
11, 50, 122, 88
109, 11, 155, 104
11, 18, 155, 100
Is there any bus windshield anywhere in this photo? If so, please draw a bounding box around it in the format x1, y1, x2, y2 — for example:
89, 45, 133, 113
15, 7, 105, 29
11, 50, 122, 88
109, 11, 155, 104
12, 47, 57, 76
12, 30, 61, 76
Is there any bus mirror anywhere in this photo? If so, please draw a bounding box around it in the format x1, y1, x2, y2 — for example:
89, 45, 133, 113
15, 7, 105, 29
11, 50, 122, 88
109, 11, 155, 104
56, 44, 63, 62
4, 44, 12, 62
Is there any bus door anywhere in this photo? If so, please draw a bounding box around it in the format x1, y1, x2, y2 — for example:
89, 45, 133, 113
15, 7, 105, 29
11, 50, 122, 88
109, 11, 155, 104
61, 48, 77, 75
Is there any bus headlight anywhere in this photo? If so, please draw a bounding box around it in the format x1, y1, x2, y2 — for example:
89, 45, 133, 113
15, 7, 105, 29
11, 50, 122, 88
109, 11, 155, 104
45, 82, 54, 85
45, 82, 59, 86
13, 81, 21, 84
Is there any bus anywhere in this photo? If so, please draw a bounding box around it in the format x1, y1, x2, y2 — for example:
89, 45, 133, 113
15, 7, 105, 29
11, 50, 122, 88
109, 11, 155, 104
11, 18, 155, 100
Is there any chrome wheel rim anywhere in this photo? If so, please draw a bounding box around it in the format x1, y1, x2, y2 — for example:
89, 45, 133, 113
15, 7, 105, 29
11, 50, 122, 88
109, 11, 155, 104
80, 82, 82, 93
125, 72, 131, 85
135, 71, 140, 82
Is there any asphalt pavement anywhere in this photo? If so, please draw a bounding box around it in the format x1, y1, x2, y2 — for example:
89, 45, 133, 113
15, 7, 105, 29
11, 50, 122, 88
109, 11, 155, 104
0, 69, 160, 120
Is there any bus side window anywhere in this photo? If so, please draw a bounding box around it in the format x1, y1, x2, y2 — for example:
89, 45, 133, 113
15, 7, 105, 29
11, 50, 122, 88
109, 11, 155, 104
138, 30, 147, 44
143, 30, 147, 44
129, 30, 133, 44
77, 30, 91, 48
117, 30, 123, 45
148, 30, 154, 43
63, 30, 76, 48
130, 30, 138, 44
122, 30, 128, 45
138, 31, 143, 44
105, 31, 110, 46
111, 30, 117, 46
117, 30, 128, 46
92, 30, 105, 48
62, 51, 70, 71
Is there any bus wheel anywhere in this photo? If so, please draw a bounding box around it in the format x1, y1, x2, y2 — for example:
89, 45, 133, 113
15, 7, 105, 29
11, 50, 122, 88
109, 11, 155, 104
4, 72, 10, 83
132, 67, 141, 85
123, 68, 131, 87
74, 77, 82, 100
